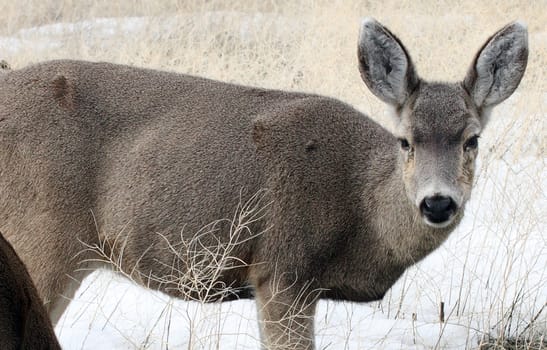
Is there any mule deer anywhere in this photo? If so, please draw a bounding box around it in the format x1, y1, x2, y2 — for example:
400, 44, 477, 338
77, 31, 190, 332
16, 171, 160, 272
0, 19, 527, 349
0, 232, 61, 349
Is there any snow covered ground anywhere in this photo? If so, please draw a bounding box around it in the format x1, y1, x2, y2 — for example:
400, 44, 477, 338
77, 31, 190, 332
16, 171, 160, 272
1, 15, 545, 349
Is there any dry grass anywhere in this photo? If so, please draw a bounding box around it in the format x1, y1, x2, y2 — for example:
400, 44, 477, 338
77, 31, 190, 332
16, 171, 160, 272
84, 189, 270, 303
0, 1, 545, 132
83, 189, 325, 349
479, 334, 546, 350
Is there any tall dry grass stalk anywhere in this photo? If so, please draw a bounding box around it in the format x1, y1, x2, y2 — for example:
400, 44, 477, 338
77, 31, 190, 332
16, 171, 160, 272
83, 188, 326, 349
84, 189, 271, 303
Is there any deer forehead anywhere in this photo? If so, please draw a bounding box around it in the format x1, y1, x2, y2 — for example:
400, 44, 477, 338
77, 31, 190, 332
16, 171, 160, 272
402, 83, 481, 144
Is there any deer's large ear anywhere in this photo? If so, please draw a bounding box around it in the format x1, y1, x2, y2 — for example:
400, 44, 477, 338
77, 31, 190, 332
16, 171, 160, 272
358, 18, 419, 108
463, 22, 528, 109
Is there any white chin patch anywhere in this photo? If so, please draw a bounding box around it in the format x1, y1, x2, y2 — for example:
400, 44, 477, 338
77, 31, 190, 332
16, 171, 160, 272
422, 215, 455, 229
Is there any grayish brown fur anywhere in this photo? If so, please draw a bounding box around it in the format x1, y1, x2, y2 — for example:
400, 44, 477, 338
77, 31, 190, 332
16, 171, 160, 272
0, 19, 527, 349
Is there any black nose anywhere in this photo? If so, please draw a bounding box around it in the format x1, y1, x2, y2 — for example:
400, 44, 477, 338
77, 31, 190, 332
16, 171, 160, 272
420, 195, 457, 224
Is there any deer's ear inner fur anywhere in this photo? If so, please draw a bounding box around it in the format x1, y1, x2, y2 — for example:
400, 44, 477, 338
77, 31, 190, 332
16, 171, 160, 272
463, 21, 528, 110
358, 18, 419, 108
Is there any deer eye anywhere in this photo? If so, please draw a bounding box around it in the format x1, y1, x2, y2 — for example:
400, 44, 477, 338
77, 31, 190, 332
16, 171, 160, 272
398, 138, 411, 151
464, 135, 479, 151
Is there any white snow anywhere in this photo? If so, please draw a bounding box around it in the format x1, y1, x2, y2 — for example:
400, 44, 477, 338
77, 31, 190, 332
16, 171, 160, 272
0, 13, 304, 59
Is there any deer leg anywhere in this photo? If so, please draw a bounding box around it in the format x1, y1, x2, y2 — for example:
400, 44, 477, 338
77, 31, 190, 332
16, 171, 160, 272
254, 276, 319, 350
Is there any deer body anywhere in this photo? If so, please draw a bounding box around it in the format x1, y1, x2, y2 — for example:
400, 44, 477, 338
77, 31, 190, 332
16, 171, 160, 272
0, 232, 60, 349
0, 20, 527, 349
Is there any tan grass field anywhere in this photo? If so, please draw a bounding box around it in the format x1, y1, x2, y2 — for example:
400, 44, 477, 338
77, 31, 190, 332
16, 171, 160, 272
0, 1, 545, 136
